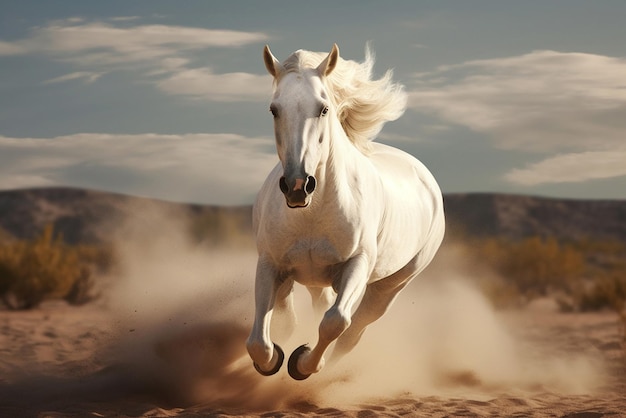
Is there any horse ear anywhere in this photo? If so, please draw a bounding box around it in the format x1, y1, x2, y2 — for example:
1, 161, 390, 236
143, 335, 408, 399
317, 43, 340, 77
263, 45, 281, 78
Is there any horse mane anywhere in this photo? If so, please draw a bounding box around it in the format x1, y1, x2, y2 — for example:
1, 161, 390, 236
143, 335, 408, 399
278, 45, 407, 153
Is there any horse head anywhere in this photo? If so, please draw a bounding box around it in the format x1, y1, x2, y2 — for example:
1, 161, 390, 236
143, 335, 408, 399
263, 44, 339, 208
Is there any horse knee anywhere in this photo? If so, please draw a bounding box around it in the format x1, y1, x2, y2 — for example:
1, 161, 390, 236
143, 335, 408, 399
246, 337, 273, 365
319, 307, 351, 343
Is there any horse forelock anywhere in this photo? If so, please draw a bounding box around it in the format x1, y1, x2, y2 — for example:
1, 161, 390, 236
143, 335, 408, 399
273, 46, 408, 154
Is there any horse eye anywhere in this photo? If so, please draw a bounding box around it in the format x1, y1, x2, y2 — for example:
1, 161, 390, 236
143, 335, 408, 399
320, 106, 329, 117
269, 106, 278, 118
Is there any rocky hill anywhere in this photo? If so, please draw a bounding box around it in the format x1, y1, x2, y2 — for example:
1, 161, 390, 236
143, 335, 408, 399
444, 193, 626, 242
0, 187, 625, 244
0, 187, 251, 245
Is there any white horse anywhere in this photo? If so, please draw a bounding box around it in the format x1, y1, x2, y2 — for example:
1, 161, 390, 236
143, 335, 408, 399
246, 44, 445, 380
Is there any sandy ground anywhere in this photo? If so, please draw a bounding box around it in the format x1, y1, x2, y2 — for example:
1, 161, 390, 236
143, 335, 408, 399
0, 297, 624, 418
1, 214, 624, 417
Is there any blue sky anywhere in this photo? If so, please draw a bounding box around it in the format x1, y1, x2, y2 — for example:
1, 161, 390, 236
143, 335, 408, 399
1, 1, 625, 204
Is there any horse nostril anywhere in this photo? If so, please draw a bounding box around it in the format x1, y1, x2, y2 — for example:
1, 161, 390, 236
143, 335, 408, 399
305, 175, 316, 194
279, 176, 289, 194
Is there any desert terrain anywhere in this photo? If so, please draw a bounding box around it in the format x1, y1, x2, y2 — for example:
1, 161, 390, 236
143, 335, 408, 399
0, 272, 624, 417
0, 188, 624, 417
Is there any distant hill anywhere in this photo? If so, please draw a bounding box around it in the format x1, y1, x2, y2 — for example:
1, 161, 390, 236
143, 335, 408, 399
0, 187, 625, 244
444, 193, 626, 242
0, 188, 251, 245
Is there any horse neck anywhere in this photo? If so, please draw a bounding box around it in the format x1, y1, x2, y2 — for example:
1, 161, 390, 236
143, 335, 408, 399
314, 117, 364, 206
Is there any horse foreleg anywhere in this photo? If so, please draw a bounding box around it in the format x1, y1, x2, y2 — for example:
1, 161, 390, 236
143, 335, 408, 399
332, 256, 420, 360
331, 280, 409, 359
288, 253, 370, 380
246, 257, 285, 376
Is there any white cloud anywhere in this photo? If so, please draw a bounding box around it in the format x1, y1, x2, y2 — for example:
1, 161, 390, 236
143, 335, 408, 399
109, 16, 141, 22
0, 175, 56, 190
0, 19, 271, 102
0, 22, 269, 61
146, 57, 190, 76
409, 50, 626, 184
42, 71, 104, 85
0, 133, 277, 204
156, 68, 271, 102
0, 40, 27, 55
64, 17, 85, 23
505, 151, 626, 186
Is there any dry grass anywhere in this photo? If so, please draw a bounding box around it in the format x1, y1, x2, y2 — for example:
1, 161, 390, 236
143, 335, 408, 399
0, 224, 108, 309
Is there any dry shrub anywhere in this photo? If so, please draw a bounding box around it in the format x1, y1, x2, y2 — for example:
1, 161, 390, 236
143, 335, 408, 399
575, 274, 626, 313
0, 224, 108, 310
473, 236, 585, 300
190, 209, 253, 248
573, 273, 626, 343
571, 240, 626, 338
465, 234, 626, 340
477, 276, 524, 309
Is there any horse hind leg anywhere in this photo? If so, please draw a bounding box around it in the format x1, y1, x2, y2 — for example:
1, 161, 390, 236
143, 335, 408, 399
307, 286, 335, 318
271, 278, 297, 341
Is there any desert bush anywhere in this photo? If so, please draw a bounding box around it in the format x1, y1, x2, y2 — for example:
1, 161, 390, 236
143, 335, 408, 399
474, 236, 585, 298
190, 210, 254, 248
575, 274, 626, 313
575, 273, 626, 342
75, 243, 114, 273
0, 227, 11, 243
477, 276, 524, 309
0, 225, 104, 310
570, 239, 626, 317
63, 266, 98, 306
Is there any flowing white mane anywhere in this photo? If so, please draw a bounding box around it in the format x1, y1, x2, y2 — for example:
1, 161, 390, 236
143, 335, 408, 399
277, 46, 407, 153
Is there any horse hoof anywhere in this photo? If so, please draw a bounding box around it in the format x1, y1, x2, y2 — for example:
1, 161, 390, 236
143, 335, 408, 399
288, 344, 312, 380
253, 343, 284, 376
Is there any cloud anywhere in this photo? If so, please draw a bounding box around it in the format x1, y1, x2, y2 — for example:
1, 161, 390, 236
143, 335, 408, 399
505, 151, 626, 186
42, 71, 104, 85
0, 40, 26, 55
0, 21, 269, 62
0, 133, 277, 204
0, 19, 271, 102
145, 57, 190, 75
0, 175, 56, 190
109, 16, 141, 22
156, 68, 271, 102
409, 50, 626, 184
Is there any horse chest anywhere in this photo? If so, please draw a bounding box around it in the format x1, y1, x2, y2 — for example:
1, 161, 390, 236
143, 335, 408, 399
278, 237, 350, 286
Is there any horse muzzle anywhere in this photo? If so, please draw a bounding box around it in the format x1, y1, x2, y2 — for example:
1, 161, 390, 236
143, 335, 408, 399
279, 175, 316, 208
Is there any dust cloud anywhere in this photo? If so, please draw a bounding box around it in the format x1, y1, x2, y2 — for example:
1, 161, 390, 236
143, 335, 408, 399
89, 204, 606, 411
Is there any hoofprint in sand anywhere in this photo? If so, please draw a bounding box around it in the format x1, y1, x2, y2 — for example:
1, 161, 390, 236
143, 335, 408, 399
0, 283, 624, 418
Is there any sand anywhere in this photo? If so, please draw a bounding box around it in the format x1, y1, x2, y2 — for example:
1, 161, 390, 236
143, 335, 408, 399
0, 288, 624, 417
1, 211, 624, 417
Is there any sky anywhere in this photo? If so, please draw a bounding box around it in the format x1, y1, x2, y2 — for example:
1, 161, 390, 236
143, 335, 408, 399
1, 1, 625, 205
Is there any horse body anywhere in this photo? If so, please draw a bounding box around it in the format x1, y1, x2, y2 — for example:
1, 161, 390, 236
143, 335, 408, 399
254, 141, 441, 287
246, 44, 445, 380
